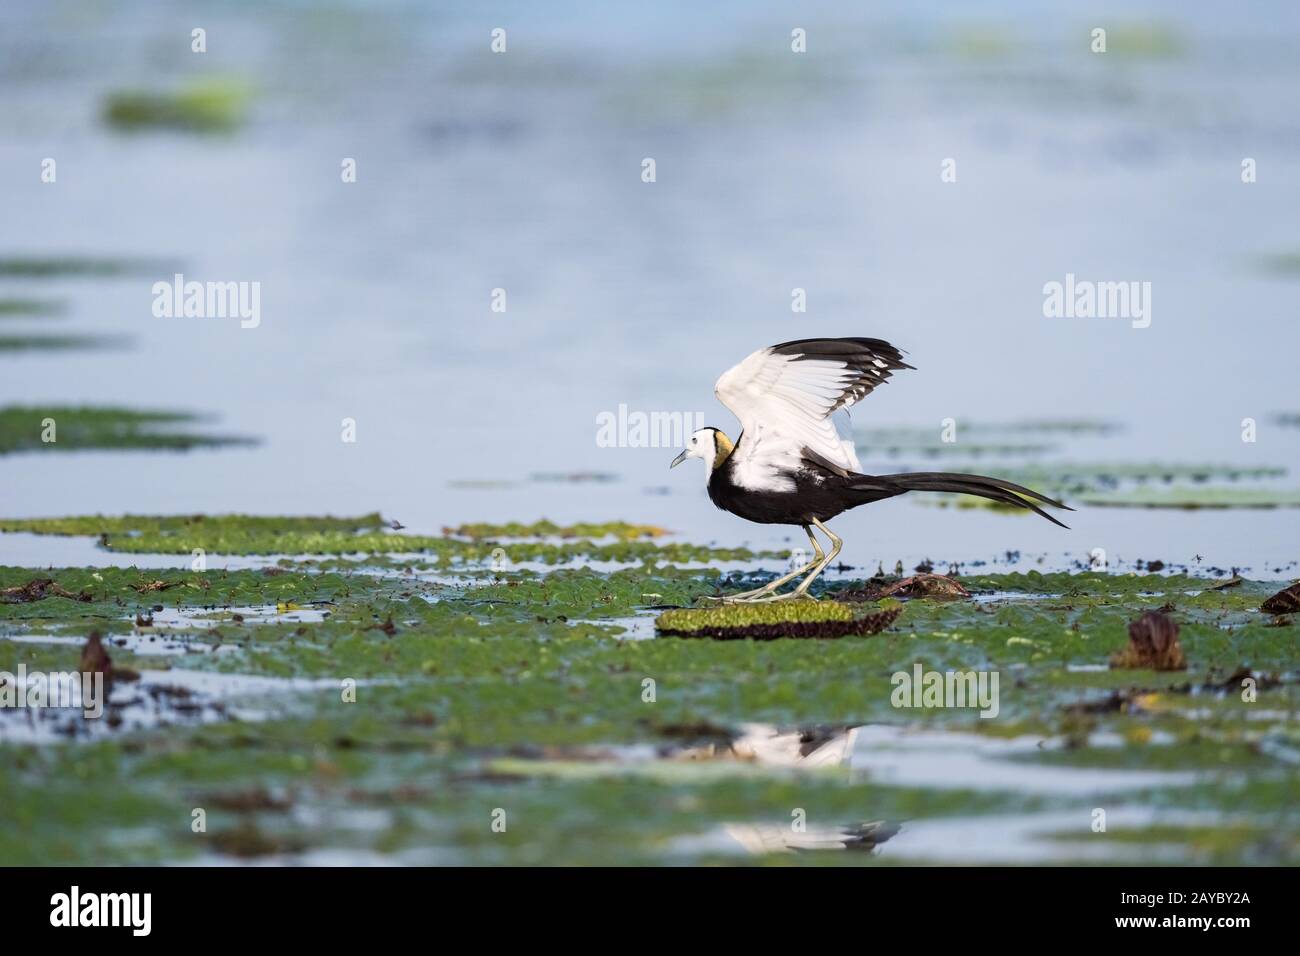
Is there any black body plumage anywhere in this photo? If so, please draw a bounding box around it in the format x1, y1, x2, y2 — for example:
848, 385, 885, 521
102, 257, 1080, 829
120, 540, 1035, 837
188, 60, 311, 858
708, 454, 1070, 528
703, 336, 1071, 528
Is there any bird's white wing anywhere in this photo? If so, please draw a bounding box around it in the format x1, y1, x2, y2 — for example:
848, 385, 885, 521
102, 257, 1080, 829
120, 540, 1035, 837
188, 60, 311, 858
714, 338, 911, 491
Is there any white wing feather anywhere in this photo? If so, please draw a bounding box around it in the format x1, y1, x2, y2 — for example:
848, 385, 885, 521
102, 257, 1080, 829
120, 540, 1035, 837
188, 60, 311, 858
714, 340, 908, 492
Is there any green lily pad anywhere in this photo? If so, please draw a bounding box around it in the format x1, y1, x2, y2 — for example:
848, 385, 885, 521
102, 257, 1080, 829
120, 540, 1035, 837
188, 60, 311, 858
0, 298, 65, 318
0, 335, 127, 353
0, 513, 779, 563
445, 520, 670, 541
0, 256, 174, 278
1080, 487, 1300, 509
0, 406, 256, 454
103, 78, 252, 133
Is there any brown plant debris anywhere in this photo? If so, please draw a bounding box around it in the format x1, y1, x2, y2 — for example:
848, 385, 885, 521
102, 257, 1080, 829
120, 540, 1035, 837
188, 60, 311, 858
1204, 576, 1243, 591
210, 820, 303, 859
1261, 582, 1300, 615
1204, 667, 1283, 692
0, 577, 92, 603
200, 787, 294, 812
79, 631, 141, 685
650, 720, 736, 741
1110, 610, 1186, 671
838, 573, 971, 602
129, 580, 172, 593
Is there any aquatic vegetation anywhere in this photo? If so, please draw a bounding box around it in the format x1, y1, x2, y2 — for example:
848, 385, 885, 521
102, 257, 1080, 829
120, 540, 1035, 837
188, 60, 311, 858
918, 463, 1293, 515
838, 573, 970, 601
856, 436, 1055, 458
0, 513, 779, 563
1005, 462, 1287, 488
528, 471, 619, 484
1261, 582, 1300, 615
0, 256, 175, 278
656, 601, 901, 640
448, 566, 726, 617
0, 335, 125, 353
445, 520, 669, 541
971, 420, 1121, 436
1080, 487, 1300, 509
1110, 611, 1186, 671
1257, 252, 1300, 276
849, 419, 1293, 521
0, 512, 384, 538
944, 25, 1018, 60
0, 298, 65, 318
103, 79, 252, 133
111, 531, 764, 563
1097, 21, 1185, 58
1, 577, 93, 605
0, 515, 1295, 865
659, 602, 856, 630
0, 565, 369, 629
0, 406, 256, 455
854, 421, 1120, 461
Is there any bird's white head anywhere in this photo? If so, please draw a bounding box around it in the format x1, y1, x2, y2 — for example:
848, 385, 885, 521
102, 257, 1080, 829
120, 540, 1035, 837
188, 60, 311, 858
670, 427, 733, 474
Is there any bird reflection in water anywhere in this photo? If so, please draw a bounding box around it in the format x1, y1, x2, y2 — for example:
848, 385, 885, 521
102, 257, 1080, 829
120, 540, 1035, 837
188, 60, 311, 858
675, 723, 901, 855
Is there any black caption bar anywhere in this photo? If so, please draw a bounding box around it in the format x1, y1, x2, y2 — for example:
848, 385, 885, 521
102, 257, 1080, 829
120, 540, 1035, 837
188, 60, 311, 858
0, 865, 1280, 941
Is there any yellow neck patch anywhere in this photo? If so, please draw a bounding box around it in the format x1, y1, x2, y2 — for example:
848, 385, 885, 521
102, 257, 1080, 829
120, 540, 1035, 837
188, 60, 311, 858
712, 431, 734, 469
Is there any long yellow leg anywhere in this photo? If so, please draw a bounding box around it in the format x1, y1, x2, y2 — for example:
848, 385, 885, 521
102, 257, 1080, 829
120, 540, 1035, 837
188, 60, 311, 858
725, 521, 843, 603
748, 520, 847, 600
716, 525, 823, 603
778, 518, 842, 600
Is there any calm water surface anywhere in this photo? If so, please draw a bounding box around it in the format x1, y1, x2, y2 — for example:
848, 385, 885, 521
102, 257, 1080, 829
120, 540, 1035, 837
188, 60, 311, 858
2, 1, 1298, 574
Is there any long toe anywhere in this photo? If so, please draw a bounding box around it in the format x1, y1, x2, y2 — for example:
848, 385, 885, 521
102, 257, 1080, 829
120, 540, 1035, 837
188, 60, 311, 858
720, 593, 780, 604
742, 591, 818, 604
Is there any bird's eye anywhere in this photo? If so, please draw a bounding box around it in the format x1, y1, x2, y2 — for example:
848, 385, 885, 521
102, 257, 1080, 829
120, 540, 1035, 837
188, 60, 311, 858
691, 437, 697, 444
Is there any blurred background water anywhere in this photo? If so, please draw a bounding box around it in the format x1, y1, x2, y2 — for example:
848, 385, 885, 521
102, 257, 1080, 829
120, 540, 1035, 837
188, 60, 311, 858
2, 0, 1299, 574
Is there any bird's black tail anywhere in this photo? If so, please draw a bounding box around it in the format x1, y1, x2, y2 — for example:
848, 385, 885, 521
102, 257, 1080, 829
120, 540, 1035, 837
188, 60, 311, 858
864, 472, 1073, 528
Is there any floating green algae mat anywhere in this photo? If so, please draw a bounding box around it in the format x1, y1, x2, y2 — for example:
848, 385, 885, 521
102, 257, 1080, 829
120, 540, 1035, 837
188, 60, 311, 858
0, 334, 125, 353
1256, 252, 1300, 276
444, 520, 669, 541
966, 420, 1121, 436
0, 512, 385, 539
0, 513, 781, 564
103, 79, 252, 133
859, 420, 1119, 441
0, 406, 257, 455
660, 602, 857, 628
916, 462, 1295, 515
0, 516, 1296, 865
0, 256, 176, 278
1002, 462, 1288, 487
1095, 21, 1185, 58
656, 601, 902, 640
853, 419, 1127, 460
0, 298, 65, 318
1080, 487, 1300, 509
855, 437, 1055, 458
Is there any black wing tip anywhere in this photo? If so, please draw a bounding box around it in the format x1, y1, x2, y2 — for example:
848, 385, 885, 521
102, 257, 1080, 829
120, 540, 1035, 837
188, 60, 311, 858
769, 335, 915, 374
